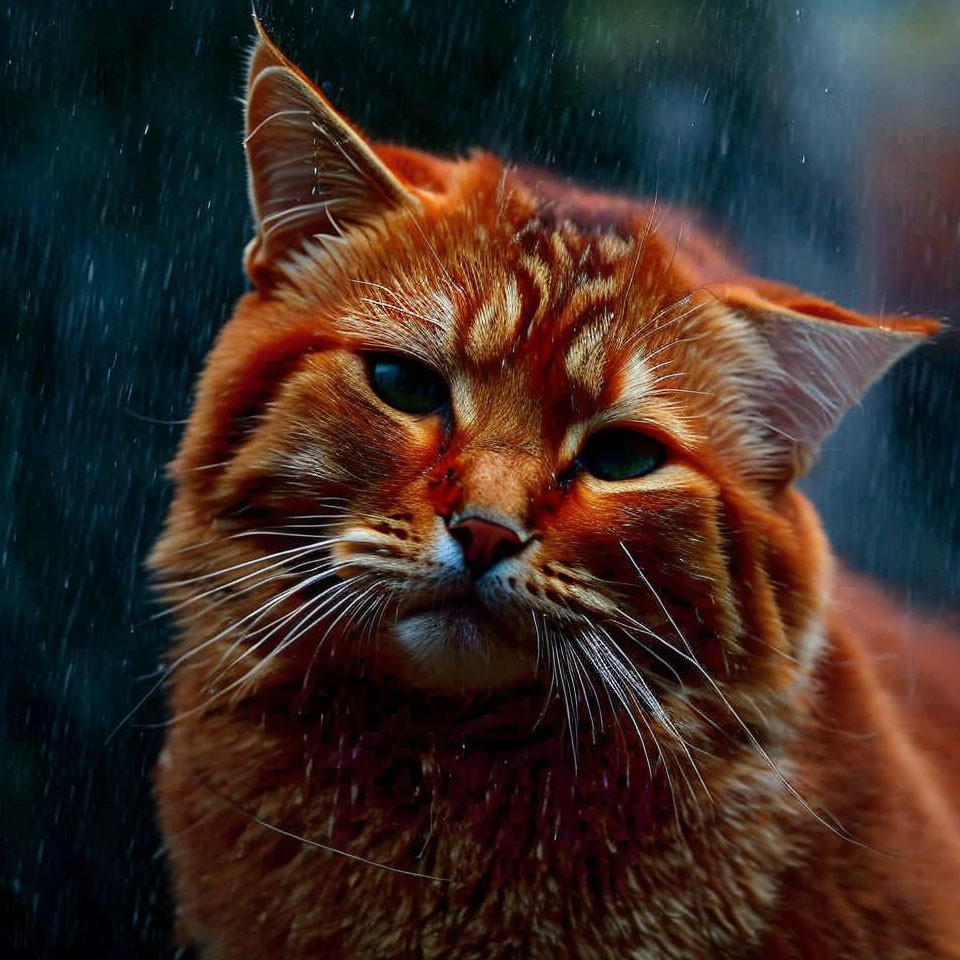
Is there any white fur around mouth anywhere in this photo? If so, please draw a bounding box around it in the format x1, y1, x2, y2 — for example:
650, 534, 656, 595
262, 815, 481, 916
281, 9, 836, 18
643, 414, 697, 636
388, 604, 535, 691
392, 605, 493, 659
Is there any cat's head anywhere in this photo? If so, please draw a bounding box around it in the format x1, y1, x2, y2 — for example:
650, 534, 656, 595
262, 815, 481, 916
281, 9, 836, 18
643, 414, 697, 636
153, 22, 935, 740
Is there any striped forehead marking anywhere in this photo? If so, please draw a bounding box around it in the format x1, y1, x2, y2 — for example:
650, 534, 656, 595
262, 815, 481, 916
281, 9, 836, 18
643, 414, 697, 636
563, 310, 613, 401
465, 274, 523, 363
517, 253, 551, 338
455, 224, 668, 427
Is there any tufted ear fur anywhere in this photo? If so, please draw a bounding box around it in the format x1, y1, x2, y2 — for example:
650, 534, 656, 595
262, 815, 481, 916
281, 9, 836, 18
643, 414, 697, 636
243, 18, 420, 287
717, 283, 939, 482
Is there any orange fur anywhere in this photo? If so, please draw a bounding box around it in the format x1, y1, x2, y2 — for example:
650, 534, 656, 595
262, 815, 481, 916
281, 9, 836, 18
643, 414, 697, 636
151, 21, 960, 959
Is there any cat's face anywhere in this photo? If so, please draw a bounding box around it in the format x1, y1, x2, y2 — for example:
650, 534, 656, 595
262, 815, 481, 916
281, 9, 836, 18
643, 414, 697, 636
230, 209, 741, 694
153, 23, 932, 738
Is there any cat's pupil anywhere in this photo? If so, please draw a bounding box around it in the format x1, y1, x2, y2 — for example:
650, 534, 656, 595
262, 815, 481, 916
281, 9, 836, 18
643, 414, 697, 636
580, 428, 666, 481
367, 354, 448, 416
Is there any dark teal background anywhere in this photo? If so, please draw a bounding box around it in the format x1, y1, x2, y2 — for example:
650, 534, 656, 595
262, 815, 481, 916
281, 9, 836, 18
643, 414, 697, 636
4, 1, 958, 955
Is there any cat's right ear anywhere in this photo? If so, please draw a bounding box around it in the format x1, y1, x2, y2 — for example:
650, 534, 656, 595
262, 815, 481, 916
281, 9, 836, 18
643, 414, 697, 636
243, 18, 420, 287
715, 283, 939, 483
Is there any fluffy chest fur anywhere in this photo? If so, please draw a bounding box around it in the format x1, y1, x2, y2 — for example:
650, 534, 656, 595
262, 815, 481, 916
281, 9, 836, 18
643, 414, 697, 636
157, 659, 802, 960
156, 601, 960, 959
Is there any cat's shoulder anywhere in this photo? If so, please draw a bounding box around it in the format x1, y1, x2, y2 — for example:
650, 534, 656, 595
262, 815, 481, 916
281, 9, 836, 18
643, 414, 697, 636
824, 569, 960, 791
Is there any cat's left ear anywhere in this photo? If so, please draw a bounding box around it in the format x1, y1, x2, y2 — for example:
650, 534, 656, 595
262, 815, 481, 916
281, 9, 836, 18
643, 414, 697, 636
717, 282, 940, 481
243, 18, 420, 287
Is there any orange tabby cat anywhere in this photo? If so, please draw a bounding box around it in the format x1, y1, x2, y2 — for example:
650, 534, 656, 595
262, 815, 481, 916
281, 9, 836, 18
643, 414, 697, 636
151, 20, 960, 959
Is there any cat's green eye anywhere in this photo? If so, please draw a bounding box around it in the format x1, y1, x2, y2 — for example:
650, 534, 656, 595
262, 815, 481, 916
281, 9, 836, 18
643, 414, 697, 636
580, 428, 666, 481
366, 353, 449, 416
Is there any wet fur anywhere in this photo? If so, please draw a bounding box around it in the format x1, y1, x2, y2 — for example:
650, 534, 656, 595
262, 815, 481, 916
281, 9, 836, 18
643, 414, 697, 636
151, 21, 960, 959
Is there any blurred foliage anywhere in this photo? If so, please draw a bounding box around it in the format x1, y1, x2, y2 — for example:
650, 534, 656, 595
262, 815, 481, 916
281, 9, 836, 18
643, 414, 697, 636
2, 0, 958, 955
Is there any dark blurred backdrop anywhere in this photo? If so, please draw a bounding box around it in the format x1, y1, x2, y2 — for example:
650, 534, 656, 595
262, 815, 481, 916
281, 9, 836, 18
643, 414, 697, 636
3, 1, 959, 955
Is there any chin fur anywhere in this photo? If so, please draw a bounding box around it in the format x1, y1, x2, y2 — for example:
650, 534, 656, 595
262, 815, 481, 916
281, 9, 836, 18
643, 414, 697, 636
389, 611, 537, 692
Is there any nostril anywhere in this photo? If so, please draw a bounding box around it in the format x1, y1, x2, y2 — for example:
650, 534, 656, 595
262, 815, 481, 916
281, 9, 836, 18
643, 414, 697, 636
449, 524, 474, 552
491, 538, 520, 567
448, 516, 525, 577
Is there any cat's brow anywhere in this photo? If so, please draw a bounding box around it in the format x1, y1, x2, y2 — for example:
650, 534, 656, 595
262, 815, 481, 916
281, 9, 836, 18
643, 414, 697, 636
336, 285, 458, 366
558, 351, 653, 460
562, 342, 700, 452
612, 352, 654, 409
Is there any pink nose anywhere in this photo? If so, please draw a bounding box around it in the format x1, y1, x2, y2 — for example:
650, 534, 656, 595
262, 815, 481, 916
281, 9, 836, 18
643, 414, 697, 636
449, 517, 525, 577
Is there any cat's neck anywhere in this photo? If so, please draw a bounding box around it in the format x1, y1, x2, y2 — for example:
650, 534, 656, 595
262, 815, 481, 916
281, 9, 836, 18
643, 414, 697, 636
166, 647, 804, 957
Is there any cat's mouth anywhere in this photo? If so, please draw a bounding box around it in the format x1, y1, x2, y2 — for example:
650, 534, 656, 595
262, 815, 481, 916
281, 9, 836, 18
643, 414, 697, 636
399, 592, 493, 624
387, 586, 536, 691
